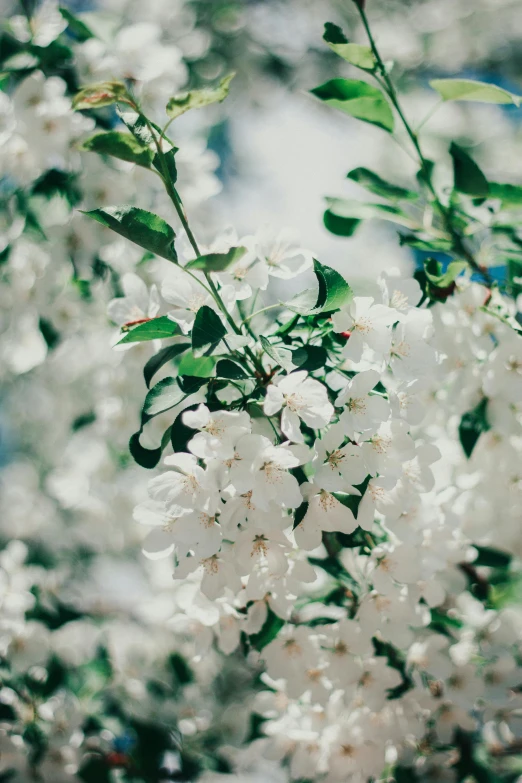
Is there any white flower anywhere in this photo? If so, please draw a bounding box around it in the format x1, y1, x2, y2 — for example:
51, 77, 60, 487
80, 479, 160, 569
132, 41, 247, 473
379, 270, 422, 317
360, 418, 415, 478
161, 270, 214, 334
234, 528, 291, 577
368, 542, 422, 594
356, 475, 399, 530
336, 370, 390, 438
183, 405, 251, 460
389, 308, 437, 379
215, 250, 269, 300
108, 273, 160, 328
264, 371, 334, 442
230, 434, 307, 510
332, 297, 396, 362
11, 0, 67, 48
294, 482, 358, 550
249, 226, 313, 279
312, 423, 367, 493
175, 549, 241, 601
147, 453, 219, 516
134, 500, 222, 560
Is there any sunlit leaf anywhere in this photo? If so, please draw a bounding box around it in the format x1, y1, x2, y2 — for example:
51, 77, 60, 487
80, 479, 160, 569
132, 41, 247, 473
81, 206, 177, 262
80, 131, 154, 168
118, 316, 179, 344
185, 246, 247, 272
323, 23, 375, 71
72, 80, 128, 110
166, 73, 235, 120
430, 78, 521, 106
311, 78, 394, 132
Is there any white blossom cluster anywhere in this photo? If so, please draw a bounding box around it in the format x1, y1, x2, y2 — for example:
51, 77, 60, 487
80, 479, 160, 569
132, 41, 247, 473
0, 0, 521, 782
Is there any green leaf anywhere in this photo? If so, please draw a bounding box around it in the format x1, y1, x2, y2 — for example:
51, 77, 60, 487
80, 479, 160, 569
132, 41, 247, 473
166, 73, 236, 120
185, 246, 248, 272
259, 336, 293, 371
191, 306, 227, 357
488, 182, 522, 206
459, 398, 490, 458
286, 259, 353, 315
310, 78, 394, 132
177, 375, 208, 394
118, 316, 179, 344
347, 167, 418, 201
323, 23, 376, 71
129, 426, 172, 470
178, 350, 216, 378
80, 131, 154, 168
399, 233, 453, 253
473, 546, 512, 569
324, 210, 361, 237
142, 377, 185, 422
81, 206, 177, 262
291, 345, 328, 372
249, 607, 285, 651
116, 105, 156, 147
72, 80, 128, 110
424, 259, 467, 289
143, 343, 189, 388
215, 359, 249, 379
324, 197, 416, 229
430, 78, 521, 106
292, 501, 309, 529
450, 142, 489, 197
59, 7, 96, 41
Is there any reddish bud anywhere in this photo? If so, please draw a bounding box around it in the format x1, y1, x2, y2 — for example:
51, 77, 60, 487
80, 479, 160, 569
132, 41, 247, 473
106, 752, 130, 768
339, 330, 352, 340
482, 288, 492, 306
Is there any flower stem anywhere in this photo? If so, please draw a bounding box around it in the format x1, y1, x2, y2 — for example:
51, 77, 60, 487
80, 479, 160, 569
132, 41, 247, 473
355, 4, 492, 285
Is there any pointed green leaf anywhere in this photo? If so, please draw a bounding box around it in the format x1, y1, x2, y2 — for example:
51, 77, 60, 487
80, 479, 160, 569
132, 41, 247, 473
311, 78, 394, 132
291, 345, 328, 372
191, 305, 227, 357
143, 343, 189, 388
80, 131, 154, 168
129, 426, 172, 469
347, 167, 418, 201
459, 398, 490, 458
81, 206, 177, 261
323, 23, 376, 71
324, 211, 361, 237
178, 350, 216, 377
59, 7, 96, 41
473, 546, 511, 569
287, 259, 352, 315
166, 73, 236, 120
249, 607, 285, 651
259, 336, 293, 371
72, 81, 128, 110
430, 78, 521, 105
488, 182, 522, 206
216, 359, 249, 379
143, 377, 185, 422
324, 197, 416, 229
185, 246, 248, 272
118, 316, 179, 344
450, 142, 489, 197
425, 259, 467, 289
